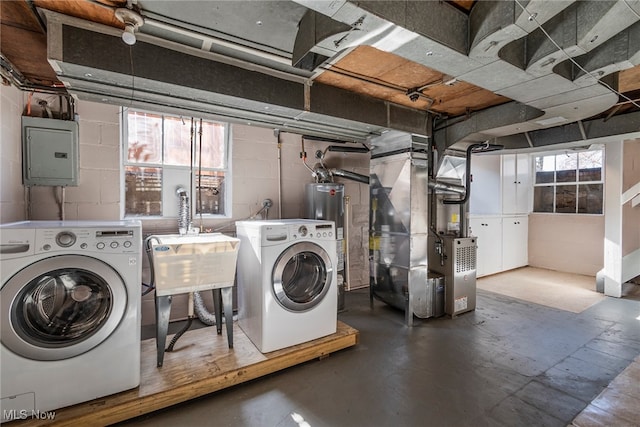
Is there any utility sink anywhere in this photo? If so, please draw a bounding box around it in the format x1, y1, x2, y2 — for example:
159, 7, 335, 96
150, 233, 240, 297
149, 232, 240, 367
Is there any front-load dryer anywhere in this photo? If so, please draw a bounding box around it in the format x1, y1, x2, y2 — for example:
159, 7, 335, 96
0, 221, 142, 422
235, 219, 337, 353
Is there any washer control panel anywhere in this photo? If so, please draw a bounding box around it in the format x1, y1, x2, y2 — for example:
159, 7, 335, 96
259, 220, 335, 245
34, 226, 140, 254
289, 222, 334, 240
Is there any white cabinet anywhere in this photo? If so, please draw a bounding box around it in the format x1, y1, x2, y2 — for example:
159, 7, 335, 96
470, 154, 502, 215
469, 215, 528, 276
502, 215, 528, 271
502, 154, 531, 214
468, 216, 503, 277
468, 153, 530, 276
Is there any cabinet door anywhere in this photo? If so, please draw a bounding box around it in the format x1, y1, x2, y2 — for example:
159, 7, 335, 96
502, 154, 518, 214
502, 154, 531, 215
515, 154, 531, 214
470, 154, 502, 215
469, 217, 502, 277
502, 215, 528, 271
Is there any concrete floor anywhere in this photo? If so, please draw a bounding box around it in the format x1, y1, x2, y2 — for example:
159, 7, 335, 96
123, 287, 640, 427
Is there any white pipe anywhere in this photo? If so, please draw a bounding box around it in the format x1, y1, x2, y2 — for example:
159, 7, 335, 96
276, 130, 282, 218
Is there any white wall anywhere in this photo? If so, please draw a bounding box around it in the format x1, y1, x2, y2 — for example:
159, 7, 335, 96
1, 92, 370, 325
622, 139, 640, 257
528, 213, 604, 276
470, 149, 605, 277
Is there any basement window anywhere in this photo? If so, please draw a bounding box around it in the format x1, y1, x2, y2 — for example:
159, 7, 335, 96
533, 148, 603, 214
122, 109, 230, 218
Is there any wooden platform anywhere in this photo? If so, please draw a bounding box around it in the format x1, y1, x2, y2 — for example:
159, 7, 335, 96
13, 321, 359, 426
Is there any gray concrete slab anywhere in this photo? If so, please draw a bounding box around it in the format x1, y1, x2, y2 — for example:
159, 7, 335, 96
123, 288, 640, 427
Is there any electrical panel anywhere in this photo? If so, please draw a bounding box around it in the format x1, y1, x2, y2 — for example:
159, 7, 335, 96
22, 116, 79, 186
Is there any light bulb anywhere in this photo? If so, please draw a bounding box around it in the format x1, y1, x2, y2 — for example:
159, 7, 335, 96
122, 24, 137, 45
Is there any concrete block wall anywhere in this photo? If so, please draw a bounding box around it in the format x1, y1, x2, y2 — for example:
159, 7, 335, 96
1, 92, 371, 325
33, 102, 120, 220
1, 84, 26, 223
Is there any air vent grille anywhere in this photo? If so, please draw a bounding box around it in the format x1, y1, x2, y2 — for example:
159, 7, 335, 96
456, 245, 476, 273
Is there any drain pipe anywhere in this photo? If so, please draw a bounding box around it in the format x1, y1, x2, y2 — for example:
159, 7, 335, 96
275, 129, 282, 219
176, 186, 191, 235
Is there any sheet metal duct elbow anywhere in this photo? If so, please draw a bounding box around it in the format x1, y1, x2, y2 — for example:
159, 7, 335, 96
330, 168, 370, 184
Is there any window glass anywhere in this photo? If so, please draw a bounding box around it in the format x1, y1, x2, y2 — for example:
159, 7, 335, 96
123, 109, 230, 218
127, 112, 162, 164
578, 184, 603, 214
535, 155, 555, 184
199, 121, 227, 169
195, 171, 225, 215
163, 116, 193, 167
532, 149, 603, 215
578, 151, 602, 181
555, 185, 577, 213
124, 166, 162, 216
533, 186, 554, 212
555, 153, 577, 183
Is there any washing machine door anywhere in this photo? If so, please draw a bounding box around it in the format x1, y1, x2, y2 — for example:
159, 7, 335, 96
1, 255, 127, 361
272, 242, 333, 311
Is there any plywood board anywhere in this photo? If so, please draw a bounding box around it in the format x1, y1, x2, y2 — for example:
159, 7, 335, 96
12, 321, 359, 427
315, 45, 509, 116
619, 65, 640, 94
33, 0, 124, 29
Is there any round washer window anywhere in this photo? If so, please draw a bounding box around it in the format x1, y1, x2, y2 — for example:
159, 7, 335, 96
1, 255, 127, 361
14, 268, 113, 346
272, 242, 333, 311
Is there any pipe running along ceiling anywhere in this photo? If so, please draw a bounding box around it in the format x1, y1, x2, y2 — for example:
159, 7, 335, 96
5, 1, 640, 148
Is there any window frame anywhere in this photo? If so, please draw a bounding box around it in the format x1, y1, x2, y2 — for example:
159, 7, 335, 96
532, 147, 604, 215
120, 108, 232, 221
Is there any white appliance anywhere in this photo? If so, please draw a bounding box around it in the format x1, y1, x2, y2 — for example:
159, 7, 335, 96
235, 219, 337, 353
148, 233, 240, 366
0, 220, 142, 422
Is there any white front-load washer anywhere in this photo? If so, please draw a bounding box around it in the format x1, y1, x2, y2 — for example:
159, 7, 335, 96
0, 220, 142, 422
235, 219, 337, 353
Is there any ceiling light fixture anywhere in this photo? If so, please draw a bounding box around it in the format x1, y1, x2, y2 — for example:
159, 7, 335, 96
115, 8, 144, 46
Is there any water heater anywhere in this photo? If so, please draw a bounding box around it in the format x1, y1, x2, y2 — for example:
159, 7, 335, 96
304, 183, 345, 310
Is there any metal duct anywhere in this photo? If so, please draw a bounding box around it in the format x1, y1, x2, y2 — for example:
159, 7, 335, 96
330, 168, 370, 184
427, 181, 466, 195
43, 10, 429, 141
293, 0, 640, 148
492, 109, 640, 150
442, 143, 503, 205
368, 131, 431, 323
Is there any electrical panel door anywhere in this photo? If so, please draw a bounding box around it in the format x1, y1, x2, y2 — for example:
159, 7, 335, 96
22, 116, 79, 186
